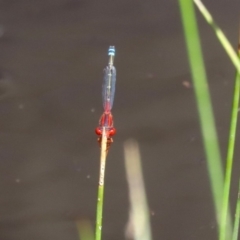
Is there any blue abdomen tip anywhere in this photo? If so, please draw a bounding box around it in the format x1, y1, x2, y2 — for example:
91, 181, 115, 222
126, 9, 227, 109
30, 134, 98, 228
108, 46, 115, 56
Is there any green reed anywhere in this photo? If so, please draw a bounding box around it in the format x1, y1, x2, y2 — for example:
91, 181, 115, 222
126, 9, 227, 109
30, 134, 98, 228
179, 1, 240, 240
178, 0, 224, 234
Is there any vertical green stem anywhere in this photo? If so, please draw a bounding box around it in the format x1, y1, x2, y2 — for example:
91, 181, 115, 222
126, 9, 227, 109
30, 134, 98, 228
96, 186, 104, 240
221, 48, 240, 240
95, 128, 107, 240
192, 1, 240, 239
232, 180, 240, 240
178, 0, 224, 234
193, 0, 240, 75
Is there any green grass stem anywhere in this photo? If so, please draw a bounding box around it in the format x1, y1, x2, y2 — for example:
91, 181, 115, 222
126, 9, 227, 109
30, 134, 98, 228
178, 0, 225, 235
232, 180, 240, 240
193, 2, 240, 238
193, 0, 240, 75
95, 128, 108, 240
220, 40, 240, 240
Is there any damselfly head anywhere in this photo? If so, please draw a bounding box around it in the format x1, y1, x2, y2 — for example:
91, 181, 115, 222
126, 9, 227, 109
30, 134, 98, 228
95, 127, 116, 137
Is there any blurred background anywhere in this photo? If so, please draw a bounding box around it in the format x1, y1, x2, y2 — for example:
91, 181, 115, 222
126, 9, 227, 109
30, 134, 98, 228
0, 0, 239, 239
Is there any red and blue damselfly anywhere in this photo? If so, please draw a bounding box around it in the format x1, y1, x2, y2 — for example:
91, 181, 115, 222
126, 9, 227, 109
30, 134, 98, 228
95, 46, 116, 151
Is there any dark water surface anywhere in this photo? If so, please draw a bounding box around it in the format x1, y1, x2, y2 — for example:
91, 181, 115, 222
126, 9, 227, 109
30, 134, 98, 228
0, 1, 239, 239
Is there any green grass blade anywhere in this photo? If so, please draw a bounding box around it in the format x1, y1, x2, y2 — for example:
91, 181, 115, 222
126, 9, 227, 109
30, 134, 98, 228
193, 2, 240, 238
178, 0, 224, 234
232, 180, 240, 240
231, 41, 240, 240
95, 128, 108, 240
220, 42, 240, 240
193, 0, 240, 75
95, 185, 104, 240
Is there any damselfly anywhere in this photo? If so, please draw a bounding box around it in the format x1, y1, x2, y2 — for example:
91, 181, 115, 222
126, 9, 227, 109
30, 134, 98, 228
95, 46, 116, 151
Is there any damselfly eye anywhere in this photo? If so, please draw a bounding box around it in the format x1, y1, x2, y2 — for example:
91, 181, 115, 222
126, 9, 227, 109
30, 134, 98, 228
95, 127, 102, 136
109, 128, 116, 136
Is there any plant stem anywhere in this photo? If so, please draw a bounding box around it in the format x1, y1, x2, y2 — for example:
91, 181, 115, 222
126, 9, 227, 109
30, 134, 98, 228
178, 0, 224, 234
193, 2, 240, 239
232, 180, 240, 240
223, 37, 240, 240
193, 0, 240, 75
95, 128, 107, 240
233, 37, 240, 240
